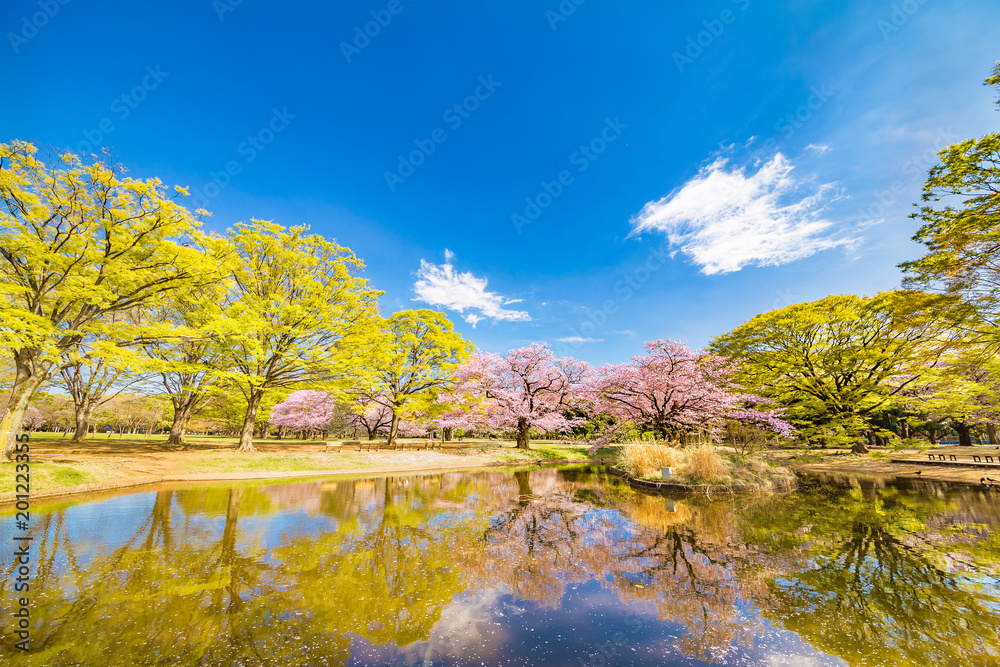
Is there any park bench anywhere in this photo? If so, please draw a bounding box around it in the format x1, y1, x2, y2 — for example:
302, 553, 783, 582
973, 455, 996, 463
325, 440, 446, 452
325, 441, 367, 452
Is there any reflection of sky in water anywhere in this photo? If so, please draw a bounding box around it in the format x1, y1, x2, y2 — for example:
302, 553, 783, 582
350, 581, 846, 666
4, 468, 1000, 666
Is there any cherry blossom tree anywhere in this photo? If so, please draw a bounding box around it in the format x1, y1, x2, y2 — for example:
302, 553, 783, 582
268, 390, 337, 438
345, 397, 393, 440
21, 406, 44, 431
590, 340, 790, 442
442, 344, 589, 449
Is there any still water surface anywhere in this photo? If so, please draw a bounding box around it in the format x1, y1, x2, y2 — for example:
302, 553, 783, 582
2, 465, 1000, 666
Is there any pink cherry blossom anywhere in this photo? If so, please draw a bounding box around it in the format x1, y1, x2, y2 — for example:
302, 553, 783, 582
345, 397, 393, 439
588, 339, 791, 440
269, 390, 337, 431
440, 344, 590, 449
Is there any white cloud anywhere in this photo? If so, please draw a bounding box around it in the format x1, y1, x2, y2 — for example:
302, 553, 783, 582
413, 250, 530, 327
556, 336, 603, 344
805, 143, 831, 154
629, 154, 852, 274
607, 329, 636, 337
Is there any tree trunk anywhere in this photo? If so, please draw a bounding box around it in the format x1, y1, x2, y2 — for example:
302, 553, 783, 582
988, 423, 999, 446
385, 410, 399, 449
443, 427, 453, 442
515, 470, 533, 499
387, 412, 401, 450
954, 421, 973, 447
166, 401, 195, 446
217, 487, 244, 615
237, 389, 264, 452
70, 402, 95, 443
1, 369, 45, 460
516, 417, 531, 450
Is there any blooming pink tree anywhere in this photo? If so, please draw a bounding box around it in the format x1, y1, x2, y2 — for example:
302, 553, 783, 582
269, 390, 337, 437
20, 406, 44, 431
442, 344, 589, 449
590, 339, 791, 441
345, 397, 393, 440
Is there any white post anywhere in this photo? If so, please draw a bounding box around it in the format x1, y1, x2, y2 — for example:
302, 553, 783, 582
661, 467, 673, 481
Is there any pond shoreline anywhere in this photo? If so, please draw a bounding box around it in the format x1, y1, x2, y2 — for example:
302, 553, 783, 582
786, 459, 1000, 490
609, 465, 799, 495
0, 457, 609, 506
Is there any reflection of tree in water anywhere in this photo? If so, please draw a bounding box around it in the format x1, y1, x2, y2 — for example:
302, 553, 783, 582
1, 477, 497, 666
740, 477, 1000, 666
462, 471, 770, 662
4, 468, 1000, 666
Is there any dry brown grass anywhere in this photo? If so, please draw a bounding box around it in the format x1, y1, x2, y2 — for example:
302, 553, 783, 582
619, 441, 685, 478
687, 444, 729, 483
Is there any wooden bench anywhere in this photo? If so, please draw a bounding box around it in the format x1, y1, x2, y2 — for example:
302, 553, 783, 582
325, 441, 368, 452
325, 440, 457, 452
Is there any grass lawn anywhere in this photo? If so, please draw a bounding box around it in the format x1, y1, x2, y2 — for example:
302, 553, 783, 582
0, 461, 119, 494
184, 454, 375, 474
182, 442, 600, 474
0, 435, 608, 499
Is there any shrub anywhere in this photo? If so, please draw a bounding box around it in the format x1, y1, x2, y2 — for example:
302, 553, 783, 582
619, 441, 684, 478
688, 444, 728, 483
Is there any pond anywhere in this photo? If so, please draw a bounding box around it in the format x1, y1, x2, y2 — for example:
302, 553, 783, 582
2, 465, 1000, 666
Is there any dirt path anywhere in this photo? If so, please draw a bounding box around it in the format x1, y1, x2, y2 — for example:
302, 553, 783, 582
1, 436, 603, 505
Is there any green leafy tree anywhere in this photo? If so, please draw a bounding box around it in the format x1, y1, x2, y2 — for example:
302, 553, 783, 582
0, 141, 210, 459
354, 309, 472, 448
141, 280, 232, 445
901, 63, 1000, 339
219, 220, 380, 452
901, 345, 1000, 446
711, 291, 961, 451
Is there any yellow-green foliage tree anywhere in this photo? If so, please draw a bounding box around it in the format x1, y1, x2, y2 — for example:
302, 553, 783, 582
141, 274, 233, 446
59, 335, 142, 442
711, 291, 961, 450
0, 141, 211, 459
901, 63, 1000, 339
221, 220, 380, 452
354, 309, 472, 448
901, 344, 1000, 446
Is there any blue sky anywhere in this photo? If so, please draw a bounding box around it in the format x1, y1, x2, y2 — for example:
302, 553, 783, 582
2, 0, 998, 365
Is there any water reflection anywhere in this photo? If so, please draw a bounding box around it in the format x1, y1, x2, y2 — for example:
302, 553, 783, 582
2, 467, 999, 666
